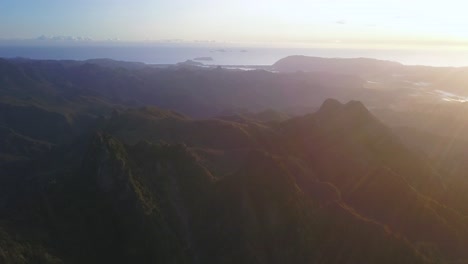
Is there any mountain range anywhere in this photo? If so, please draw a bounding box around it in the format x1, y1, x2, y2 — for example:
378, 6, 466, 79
1, 56, 468, 263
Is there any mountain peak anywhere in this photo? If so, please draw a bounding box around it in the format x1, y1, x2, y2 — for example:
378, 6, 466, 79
318, 98, 344, 114
314, 99, 375, 127
343, 100, 371, 116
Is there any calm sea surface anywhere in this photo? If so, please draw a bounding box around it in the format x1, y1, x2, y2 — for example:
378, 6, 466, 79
0, 45, 467, 67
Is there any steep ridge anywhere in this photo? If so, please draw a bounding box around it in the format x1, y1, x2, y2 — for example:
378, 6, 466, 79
68, 136, 434, 263
16, 133, 216, 263
1, 99, 467, 262
279, 99, 468, 260
87, 104, 458, 260
203, 151, 427, 264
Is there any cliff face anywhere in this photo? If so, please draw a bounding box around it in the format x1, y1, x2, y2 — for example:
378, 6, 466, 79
52, 134, 212, 263
1, 100, 467, 263
65, 134, 427, 264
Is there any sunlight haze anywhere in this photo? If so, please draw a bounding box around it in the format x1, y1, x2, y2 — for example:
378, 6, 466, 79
3, 1, 468, 263
1, 0, 467, 47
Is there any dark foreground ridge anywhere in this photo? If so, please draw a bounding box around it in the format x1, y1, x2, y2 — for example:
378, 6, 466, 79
2, 58, 468, 263
1, 97, 468, 263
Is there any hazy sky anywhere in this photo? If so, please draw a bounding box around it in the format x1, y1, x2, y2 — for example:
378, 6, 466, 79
1, 0, 467, 47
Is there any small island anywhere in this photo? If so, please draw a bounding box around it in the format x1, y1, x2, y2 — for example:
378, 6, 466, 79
176, 60, 204, 66
193, 56, 214, 61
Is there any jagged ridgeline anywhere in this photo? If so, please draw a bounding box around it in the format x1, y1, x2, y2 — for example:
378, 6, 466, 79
4, 99, 463, 263
2, 58, 468, 263
1, 133, 427, 263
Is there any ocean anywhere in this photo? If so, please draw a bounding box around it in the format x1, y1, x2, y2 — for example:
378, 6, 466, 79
0, 45, 467, 67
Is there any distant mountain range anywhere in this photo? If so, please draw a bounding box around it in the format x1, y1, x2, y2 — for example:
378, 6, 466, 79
1, 56, 468, 263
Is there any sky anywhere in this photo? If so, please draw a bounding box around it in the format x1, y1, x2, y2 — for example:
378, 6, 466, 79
1, 0, 468, 47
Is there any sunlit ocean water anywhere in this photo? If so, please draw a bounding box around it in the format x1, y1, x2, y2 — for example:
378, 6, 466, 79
0, 45, 467, 67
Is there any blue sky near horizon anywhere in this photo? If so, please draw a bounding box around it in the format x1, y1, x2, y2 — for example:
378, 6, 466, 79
1, 0, 468, 47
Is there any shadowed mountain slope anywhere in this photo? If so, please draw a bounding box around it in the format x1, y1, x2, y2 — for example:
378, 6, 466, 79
1, 100, 464, 262
2, 57, 468, 262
